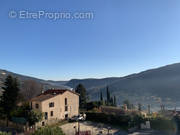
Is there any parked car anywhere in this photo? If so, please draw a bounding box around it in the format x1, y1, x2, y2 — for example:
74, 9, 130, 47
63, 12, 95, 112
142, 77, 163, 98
69, 116, 79, 122
69, 114, 86, 122
78, 115, 85, 121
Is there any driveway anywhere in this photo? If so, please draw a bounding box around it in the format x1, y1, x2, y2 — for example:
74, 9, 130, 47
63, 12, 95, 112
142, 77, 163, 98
60, 121, 123, 135
60, 122, 177, 135
128, 130, 176, 135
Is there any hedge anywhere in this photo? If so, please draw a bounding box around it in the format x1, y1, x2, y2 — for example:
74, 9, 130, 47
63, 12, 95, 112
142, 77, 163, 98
31, 126, 65, 135
0, 132, 11, 135
86, 112, 131, 128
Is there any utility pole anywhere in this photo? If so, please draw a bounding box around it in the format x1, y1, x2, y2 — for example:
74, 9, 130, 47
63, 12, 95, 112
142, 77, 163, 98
107, 127, 111, 135
78, 120, 80, 135
74, 126, 77, 135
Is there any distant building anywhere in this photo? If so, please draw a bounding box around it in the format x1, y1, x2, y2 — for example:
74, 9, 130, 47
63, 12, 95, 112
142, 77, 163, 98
30, 89, 79, 126
140, 111, 147, 117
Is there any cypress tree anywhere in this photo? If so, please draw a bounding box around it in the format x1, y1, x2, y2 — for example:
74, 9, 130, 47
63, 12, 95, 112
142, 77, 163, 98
106, 86, 110, 105
148, 104, 151, 114
113, 96, 117, 106
110, 97, 113, 106
100, 91, 103, 102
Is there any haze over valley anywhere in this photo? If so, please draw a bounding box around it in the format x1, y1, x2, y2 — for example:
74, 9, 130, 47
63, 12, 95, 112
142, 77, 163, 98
1, 63, 180, 111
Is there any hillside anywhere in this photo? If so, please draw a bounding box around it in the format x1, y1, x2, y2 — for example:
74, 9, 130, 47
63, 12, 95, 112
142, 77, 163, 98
66, 63, 180, 108
1, 63, 180, 108
0, 69, 69, 92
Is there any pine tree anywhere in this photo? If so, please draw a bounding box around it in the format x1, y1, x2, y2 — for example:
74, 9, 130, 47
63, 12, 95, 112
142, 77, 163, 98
0, 75, 20, 126
75, 84, 87, 109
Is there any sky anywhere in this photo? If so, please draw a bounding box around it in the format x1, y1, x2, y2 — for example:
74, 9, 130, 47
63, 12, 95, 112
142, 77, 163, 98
0, 0, 180, 80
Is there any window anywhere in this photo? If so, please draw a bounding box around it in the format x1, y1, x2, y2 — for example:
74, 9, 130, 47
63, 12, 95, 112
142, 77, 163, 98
35, 103, 39, 109
50, 111, 53, 116
65, 106, 68, 111
45, 112, 48, 120
42, 122, 45, 126
65, 98, 67, 105
64, 98, 68, 111
49, 102, 54, 108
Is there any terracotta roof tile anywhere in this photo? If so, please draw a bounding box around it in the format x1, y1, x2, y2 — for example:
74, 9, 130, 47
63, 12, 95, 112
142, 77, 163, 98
30, 89, 79, 102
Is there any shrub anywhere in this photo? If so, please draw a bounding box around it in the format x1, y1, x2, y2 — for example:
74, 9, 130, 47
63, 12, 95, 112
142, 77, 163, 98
0, 132, 11, 135
86, 112, 147, 129
150, 118, 177, 131
86, 112, 131, 128
28, 110, 43, 126
31, 126, 65, 135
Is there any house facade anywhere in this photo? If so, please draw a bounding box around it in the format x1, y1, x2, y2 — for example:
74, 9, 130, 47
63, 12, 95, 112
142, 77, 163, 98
30, 89, 79, 126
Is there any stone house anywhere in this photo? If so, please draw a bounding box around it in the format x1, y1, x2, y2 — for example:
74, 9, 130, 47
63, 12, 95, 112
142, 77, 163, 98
30, 89, 79, 126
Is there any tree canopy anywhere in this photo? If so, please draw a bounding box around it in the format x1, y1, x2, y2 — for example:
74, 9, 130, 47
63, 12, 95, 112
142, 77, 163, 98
75, 84, 87, 109
0, 75, 20, 126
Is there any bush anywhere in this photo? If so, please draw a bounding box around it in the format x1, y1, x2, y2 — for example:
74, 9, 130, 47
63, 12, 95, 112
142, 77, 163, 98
0, 132, 11, 135
31, 126, 65, 135
86, 112, 131, 129
28, 110, 43, 126
86, 112, 147, 129
150, 118, 177, 131
10, 103, 43, 126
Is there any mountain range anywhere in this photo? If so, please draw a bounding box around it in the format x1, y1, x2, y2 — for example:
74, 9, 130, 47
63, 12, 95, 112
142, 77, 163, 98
67, 63, 180, 108
1, 63, 180, 109
0, 70, 69, 94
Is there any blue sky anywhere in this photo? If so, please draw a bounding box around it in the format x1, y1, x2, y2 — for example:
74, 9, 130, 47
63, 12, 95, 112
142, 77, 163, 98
0, 0, 180, 80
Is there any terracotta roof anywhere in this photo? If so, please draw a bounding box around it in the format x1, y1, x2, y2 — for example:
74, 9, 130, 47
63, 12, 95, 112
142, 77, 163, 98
43, 89, 67, 95
44, 89, 80, 96
31, 94, 56, 102
30, 89, 79, 102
